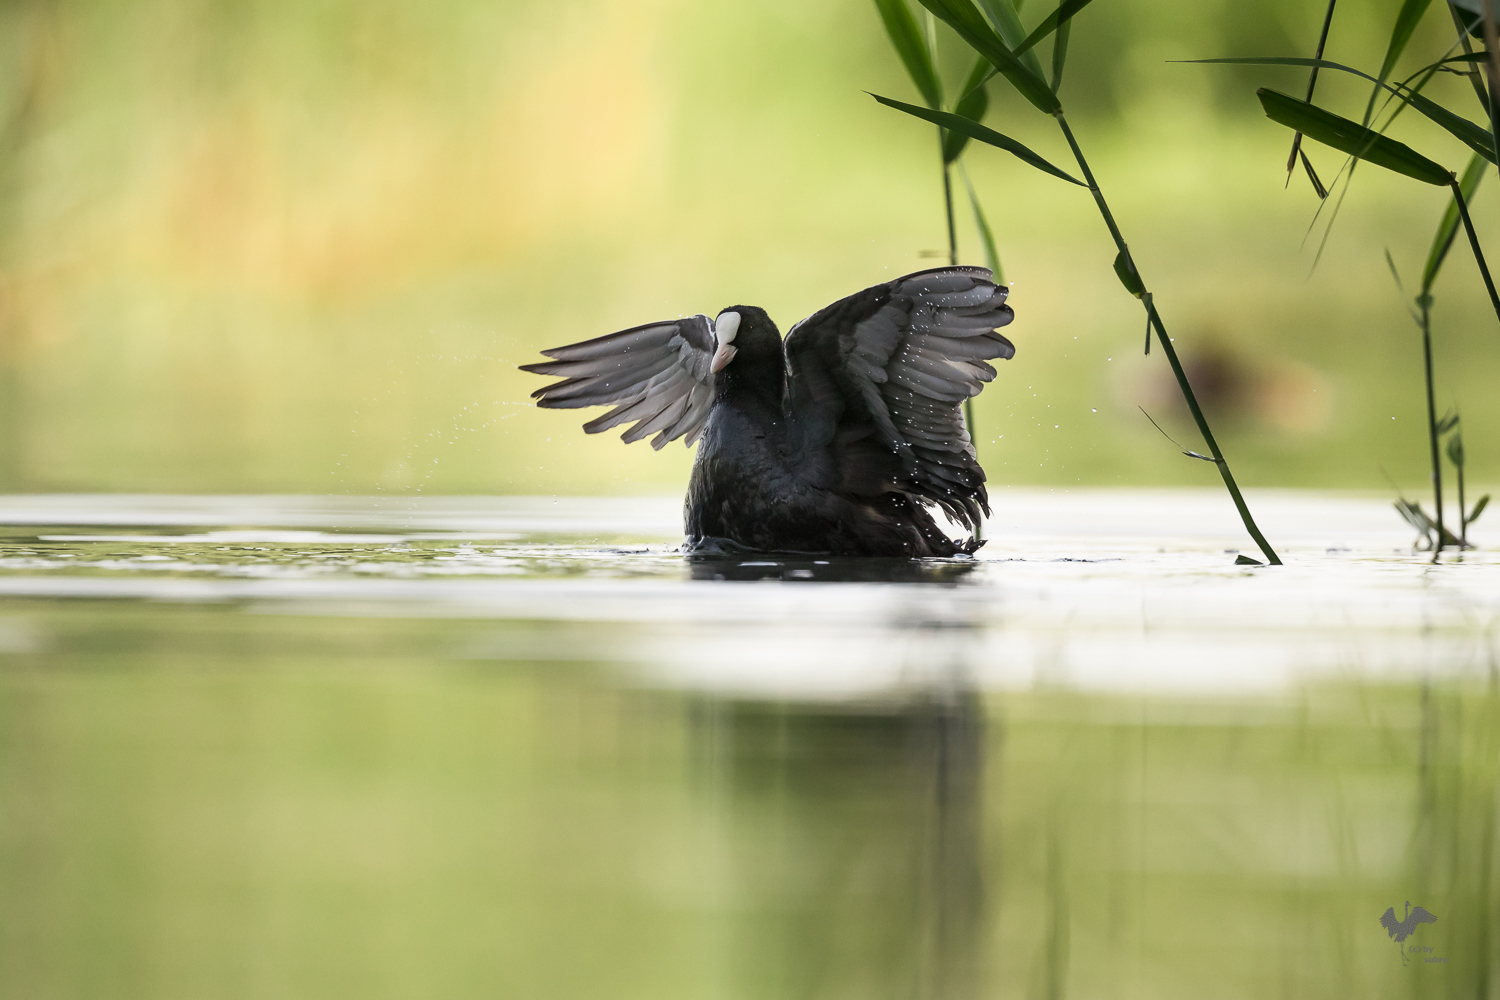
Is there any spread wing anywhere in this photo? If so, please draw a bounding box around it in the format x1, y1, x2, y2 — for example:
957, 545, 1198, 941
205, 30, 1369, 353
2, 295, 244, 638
1411, 907, 1437, 926
520, 315, 717, 449
1380, 908, 1398, 937
783, 266, 1014, 528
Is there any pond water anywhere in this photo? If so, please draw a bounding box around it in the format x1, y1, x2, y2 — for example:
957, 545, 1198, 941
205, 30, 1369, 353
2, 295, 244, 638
0, 490, 1496, 999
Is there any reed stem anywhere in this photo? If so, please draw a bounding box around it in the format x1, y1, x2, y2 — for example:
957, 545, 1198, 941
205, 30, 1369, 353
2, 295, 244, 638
1286, 0, 1339, 186
942, 142, 982, 540
942, 161, 958, 267
1483, 2, 1500, 176
1419, 297, 1446, 561
1054, 112, 1282, 565
1457, 443, 1468, 547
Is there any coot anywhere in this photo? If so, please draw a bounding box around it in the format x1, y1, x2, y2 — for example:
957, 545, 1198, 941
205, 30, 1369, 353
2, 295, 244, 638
521, 266, 1014, 557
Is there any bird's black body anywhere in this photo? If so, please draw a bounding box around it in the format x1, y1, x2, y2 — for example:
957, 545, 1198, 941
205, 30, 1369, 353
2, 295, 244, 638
521, 268, 1015, 558
685, 306, 965, 556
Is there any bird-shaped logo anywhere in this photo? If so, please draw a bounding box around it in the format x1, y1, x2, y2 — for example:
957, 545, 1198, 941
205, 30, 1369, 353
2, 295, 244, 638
1379, 901, 1436, 965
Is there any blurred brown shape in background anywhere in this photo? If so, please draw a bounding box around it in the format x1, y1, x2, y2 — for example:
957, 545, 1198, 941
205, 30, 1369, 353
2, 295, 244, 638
1120, 332, 1334, 436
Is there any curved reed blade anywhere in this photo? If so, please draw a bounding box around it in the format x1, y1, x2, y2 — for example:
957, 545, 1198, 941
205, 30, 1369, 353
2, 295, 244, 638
1185, 56, 1379, 83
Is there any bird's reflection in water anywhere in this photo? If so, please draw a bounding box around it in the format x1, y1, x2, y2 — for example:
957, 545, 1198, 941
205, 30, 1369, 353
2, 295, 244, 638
690, 625, 986, 999
687, 553, 981, 584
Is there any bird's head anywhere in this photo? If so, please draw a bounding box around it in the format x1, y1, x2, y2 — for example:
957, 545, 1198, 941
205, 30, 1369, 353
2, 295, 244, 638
710, 306, 780, 374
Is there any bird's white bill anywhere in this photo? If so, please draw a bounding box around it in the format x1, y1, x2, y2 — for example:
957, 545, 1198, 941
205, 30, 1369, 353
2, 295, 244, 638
710, 343, 738, 373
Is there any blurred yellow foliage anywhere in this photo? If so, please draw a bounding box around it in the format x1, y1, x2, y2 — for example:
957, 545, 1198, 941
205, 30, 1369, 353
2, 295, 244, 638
0, 0, 1495, 495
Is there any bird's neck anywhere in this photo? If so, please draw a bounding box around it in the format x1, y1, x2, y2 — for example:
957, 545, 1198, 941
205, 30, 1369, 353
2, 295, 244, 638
715, 357, 786, 410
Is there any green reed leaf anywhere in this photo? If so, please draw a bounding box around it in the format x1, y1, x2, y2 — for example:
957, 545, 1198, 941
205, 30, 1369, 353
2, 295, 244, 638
1418, 52, 1488, 67
1015, 0, 1093, 57
944, 56, 992, 162
1369, 0, 1433, 124
960, 164, 1004, 281
943, 87, 990, 162
1051, 11, 1071, 93
975, 0, 1048, 79
873, 92, 1085, 183
1299, 149, 1329, 198
1189, 58, 1497, 165
1448, 0, 1486, 37
1469, 493, 1490, 523
1184, 56, 1376, 83
1286, 0, 1339, 191
1257, 89, 1451, 186
1385, 247, 1423, 323
1113, 250, 1144, 297
1447, 431, 1466, 466
1402, 88, 1497, 163
913, 0, 1061, 114
874, 0, 944, 109
1424, 151, 1488, 292
956, 50, 994, 103
1395, 497, 1437, 537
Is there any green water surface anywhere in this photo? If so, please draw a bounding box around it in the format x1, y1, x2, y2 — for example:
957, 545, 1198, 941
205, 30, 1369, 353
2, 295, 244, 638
0, 493, 1495, 1000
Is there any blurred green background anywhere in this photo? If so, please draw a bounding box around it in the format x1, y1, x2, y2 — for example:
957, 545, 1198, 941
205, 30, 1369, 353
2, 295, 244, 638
1, 0, 1498, 495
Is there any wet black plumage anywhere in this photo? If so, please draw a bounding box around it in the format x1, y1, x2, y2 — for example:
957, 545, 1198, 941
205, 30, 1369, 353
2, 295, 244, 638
520, 266, 1015, 557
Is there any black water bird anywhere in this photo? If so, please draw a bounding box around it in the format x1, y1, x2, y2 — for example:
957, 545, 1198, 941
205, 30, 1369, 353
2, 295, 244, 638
1380, 901, 1436, 963
521, 267, 1014, 557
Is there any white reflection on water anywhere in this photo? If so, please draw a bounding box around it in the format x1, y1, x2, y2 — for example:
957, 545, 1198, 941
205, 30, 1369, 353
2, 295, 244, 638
0, 490, 1495, 698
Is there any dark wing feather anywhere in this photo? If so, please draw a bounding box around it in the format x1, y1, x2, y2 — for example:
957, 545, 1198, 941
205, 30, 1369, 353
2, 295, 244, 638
783, 266, 1014, 529
1380, 908, 1398, 937
1410, 907, 1437, 926
520, 315, 717, 449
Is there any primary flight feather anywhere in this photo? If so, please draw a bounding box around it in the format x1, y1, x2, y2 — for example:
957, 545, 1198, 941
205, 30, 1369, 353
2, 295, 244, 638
520, 266, 1015, 557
